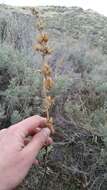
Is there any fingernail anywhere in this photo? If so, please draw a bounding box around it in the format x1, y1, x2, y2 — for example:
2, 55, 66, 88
42, 128, 50, 136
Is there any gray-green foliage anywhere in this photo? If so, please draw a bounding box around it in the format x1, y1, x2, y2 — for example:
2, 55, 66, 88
64, 81, 107, 147
0, 104, 5, 118
10, 110, 22, 124
53, 74, 73, 96
5, 72, 41, 124
0, 43, 42, 126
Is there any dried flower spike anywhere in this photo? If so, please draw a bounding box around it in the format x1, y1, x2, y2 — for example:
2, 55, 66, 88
32, 9, 55, 134
37, 33, 49, 44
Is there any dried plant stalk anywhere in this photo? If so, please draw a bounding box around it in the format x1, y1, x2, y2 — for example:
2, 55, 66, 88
32, 8, 55, 134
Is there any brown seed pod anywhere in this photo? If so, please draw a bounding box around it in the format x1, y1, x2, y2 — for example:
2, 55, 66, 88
42, 47, 53, 55
43, 33, 49, 43
37, 33, 48, 44
43, 77, 54, 90
33, 44, 43, 52
37, 34, 44, 44
31, 8, 39, 17
42, 63, 52, 77
43, 96, 54, 110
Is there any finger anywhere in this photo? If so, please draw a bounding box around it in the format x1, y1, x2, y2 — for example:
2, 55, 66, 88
24, 137, 53, 152
24, 128, 42, 145
25, 127, 42, 137
24, 128, 42, 143
0, 129, 8, 139
22, 128, 50, 163
44, 137, 53, 146
33, 159, 39, 165
10, 116, 46, 137
47, 137, 53, 145
24, 137, 32, 146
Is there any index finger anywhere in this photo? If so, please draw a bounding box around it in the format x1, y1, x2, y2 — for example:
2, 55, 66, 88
10, 115, 46, 136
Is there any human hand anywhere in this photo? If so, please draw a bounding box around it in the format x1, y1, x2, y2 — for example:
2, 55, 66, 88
0, 115, 52, 190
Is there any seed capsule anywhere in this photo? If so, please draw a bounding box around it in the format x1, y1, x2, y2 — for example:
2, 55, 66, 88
43, 77, 54, 90
42, 63, 52, 77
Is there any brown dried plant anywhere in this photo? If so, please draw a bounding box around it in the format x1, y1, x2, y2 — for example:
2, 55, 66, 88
32, 8, 55, 134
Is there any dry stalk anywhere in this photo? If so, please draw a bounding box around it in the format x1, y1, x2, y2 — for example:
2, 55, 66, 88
32, 8, 55, 134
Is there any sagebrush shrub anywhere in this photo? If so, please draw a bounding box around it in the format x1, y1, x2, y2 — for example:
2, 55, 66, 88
0, 43, 42, 127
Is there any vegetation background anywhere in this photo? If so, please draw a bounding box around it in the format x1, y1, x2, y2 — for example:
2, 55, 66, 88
0, 4, 107, 190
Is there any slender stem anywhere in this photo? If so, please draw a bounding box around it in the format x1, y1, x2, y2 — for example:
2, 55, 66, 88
46, 109, 49, 120
42, 54, 50, 121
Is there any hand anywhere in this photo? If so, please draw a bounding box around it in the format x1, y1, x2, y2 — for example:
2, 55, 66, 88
0, 115, 52, 190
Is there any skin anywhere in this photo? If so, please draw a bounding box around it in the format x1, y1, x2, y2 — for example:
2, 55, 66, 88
0, 115, 52, 190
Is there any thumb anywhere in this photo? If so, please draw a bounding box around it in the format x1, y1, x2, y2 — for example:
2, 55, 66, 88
22, 128, 50, 160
